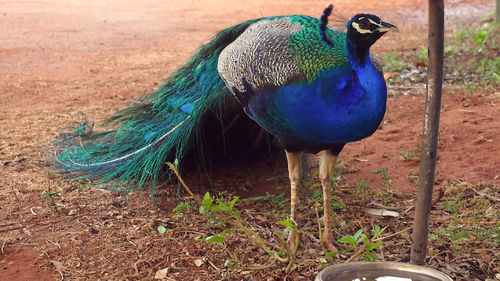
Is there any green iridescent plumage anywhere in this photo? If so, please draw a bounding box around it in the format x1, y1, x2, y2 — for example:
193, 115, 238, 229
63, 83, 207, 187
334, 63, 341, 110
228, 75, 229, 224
288, 16, 348, 81
56, 19, 260, 194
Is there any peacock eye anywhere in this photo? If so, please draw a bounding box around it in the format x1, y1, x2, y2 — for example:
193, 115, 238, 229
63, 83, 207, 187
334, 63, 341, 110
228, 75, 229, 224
358, 18, 371, 29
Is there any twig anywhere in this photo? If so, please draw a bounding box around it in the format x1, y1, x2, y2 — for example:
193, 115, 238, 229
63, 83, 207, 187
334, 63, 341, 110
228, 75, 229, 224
128, 240, 137, 248
373, 226, 412, 242
9, 185, 21, 200
56, 269, 64, 281
133, 259, 146, 274
271, 231, 291, 264
283, 264, 298, 281
46, 239, 62, 250
428, 250, 440, 263
166, 162, 201, 205
284, 227, 299, 274
0, 222, 17, 228
467, 187, 500, 202
345, 242, 369, 262
1, 240, 5, 254
370, 202, 403, 211
237, 255, 278, 271
315, 204, 327, 255
206, 258, 220, 272
432, 188, 445, 206
1, 214, 85, 233
461, 220, 500, 226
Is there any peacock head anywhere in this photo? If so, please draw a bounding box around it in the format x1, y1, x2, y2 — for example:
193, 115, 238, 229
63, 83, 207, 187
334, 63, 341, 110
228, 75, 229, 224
346, 14, 399, 51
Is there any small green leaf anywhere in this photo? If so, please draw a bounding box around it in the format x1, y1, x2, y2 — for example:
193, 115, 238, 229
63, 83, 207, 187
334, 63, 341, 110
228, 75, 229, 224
372, 225, 381, 235
325, 251, 338, 259
173, 158, 179, 168
341, 248, 354, 254
353, 229, 363, 241
229, 196, 239, 210
212, 204, 225, 212
218, 201, 230, 212
277, 249, 286, 258
366, 241, 383, 252
225, 259, 233, 270
199, 205, 209, 214
200, 235, 225, 244
202, 192, 212, 205
365, 252, 377, 261
338, 235, 357, 246
158, 225, 171, 234
277, 219, 295, 229
200, 192, 213, 214
309, 183, 321, 190
359, 233, 369, 244
42, 191, 61, 198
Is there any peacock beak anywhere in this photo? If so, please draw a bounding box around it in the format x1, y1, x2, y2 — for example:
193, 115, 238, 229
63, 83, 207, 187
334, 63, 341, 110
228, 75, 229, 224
378, 21, 399, 33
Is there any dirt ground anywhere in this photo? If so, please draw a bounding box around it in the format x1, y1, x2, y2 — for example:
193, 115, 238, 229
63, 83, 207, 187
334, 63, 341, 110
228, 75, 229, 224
0, 0, 498, 280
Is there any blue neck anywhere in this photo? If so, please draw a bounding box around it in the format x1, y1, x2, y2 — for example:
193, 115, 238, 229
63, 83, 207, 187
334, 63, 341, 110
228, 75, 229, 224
346, 39, 371, 74
345, 38, 386, 103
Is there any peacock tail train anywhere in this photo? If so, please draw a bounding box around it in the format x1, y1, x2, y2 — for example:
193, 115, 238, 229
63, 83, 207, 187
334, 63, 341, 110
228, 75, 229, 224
55, 18, 272, 194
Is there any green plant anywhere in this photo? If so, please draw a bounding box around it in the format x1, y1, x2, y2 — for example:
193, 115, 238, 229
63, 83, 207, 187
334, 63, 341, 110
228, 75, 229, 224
172, 201, 195, 220
430, 222, 470, 253
157, 225, 171, 234
386, 17, 499, 90
448, 20, 500, 87
77, 179, 88, 191
383, 50, 406, 72
40, 191, 61, 211
338, 225, 386, 262
372, 167, 392, 190
442, 193, 465, 214
331, 195, 346, 210
244, 192, 288, 213
166, 162, 297, 273
198, 191, 297, 271
407, 169, 419, 185
309, 179, 345, 214
396, 151, 414, 161
430, 186, 499, 256
356, 179, 371, 203
416, 46, 428, 64
373, 190, 393, 204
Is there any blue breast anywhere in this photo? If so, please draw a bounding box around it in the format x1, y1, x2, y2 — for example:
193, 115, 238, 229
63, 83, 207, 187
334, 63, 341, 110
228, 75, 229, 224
247, 61, 386, 149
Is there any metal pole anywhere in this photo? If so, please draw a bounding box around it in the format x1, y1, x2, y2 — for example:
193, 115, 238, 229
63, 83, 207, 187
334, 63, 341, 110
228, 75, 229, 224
410, 0, 444, 265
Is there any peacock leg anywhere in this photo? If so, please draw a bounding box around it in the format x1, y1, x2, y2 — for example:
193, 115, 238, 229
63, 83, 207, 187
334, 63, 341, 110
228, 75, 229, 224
285, 150, 303, 252
319, 150, 338, 253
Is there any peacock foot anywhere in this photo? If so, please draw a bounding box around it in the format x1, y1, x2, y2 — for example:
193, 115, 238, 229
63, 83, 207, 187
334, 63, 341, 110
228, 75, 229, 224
287, 229, 300, 254
321, 228, 338, 254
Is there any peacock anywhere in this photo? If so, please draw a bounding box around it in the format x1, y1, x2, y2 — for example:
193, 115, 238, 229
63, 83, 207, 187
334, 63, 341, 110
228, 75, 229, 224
55, 5, 398, 252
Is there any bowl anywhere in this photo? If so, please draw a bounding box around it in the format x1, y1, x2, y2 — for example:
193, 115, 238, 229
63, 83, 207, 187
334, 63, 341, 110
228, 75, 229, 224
315, 261, 453, 281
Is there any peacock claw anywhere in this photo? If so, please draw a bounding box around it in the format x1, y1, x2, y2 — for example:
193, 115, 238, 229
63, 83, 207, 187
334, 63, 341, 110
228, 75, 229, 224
287, 230, 300, 254
321, 229, 338, 254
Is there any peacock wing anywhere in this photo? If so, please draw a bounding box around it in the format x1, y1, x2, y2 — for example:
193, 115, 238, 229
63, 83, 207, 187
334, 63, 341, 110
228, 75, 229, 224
217, 17, 307, 104
369, 52, 384, 78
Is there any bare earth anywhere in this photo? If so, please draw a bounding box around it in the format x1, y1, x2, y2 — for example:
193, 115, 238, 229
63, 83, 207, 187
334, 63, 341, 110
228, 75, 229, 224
0, 0, 498, 280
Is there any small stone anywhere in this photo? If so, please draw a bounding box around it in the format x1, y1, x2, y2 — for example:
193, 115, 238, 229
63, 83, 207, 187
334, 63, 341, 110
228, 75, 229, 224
193, 258, 205, 267
154, 268, 169, 280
